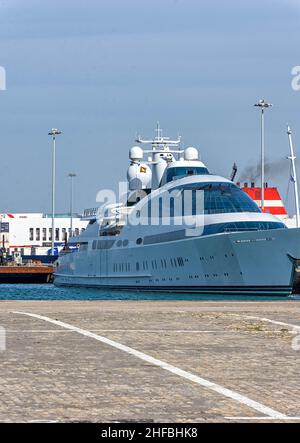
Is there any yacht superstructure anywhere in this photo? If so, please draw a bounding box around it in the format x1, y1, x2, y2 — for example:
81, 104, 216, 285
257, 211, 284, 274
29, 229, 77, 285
55, 127, 300, 295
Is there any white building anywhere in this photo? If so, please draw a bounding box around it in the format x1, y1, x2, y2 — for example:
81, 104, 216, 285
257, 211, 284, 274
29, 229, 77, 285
0, 213, 88, 256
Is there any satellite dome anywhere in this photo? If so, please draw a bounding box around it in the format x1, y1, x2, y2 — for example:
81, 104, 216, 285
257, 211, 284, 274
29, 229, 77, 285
129, 146, 143, 161
184, 147, 199, 161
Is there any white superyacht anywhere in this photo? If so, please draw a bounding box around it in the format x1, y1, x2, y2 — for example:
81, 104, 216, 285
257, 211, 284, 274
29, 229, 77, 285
54, 128, 300, 295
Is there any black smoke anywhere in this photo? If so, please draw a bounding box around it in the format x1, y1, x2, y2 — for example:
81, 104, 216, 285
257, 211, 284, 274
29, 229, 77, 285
238, 157, 289, 183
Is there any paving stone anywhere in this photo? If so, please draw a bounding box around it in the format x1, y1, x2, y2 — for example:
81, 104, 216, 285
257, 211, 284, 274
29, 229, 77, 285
0, 300, 299, 422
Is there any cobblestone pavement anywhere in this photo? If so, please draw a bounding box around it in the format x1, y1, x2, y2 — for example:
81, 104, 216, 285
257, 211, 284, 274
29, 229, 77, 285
0, 300, 300, 422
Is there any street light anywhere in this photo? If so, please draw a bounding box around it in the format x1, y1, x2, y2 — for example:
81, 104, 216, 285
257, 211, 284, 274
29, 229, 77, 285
254, 99, 272, 211
48, 128, 62, 256
68, 173, 76, 237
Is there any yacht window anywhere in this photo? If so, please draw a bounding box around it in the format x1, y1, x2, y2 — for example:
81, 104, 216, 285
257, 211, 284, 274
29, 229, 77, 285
178, 182, 261, 215
177, 257, 184, 267
170, 197, 175, 218
161, 166, 209, 185
97, 239, 115, 249
203, 221, 285, 235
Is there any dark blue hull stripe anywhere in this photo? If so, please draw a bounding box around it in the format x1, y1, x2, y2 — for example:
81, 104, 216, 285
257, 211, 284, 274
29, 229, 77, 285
54, 283, 291, 295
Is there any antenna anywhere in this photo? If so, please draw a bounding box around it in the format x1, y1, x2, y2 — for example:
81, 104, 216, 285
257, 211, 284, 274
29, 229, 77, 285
134, 124, 183, 189
136, 124, 182, 148
230, 162, 238, 182
156, 122, 162, 140
287, 125, 300, 227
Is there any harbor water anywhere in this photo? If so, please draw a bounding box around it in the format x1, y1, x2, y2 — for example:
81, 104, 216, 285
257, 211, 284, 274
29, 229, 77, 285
0, 284, 299, 301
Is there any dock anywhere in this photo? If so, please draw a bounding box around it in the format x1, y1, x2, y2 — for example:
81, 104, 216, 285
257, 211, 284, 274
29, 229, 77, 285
0, 300, 300, 422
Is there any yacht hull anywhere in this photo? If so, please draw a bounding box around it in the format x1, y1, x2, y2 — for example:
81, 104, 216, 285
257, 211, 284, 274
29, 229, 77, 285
54, 228, 300, 296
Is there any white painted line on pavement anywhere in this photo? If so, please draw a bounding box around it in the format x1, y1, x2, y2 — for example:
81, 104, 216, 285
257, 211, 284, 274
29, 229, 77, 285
13, 310, 288, 420
246, 316, 300, 331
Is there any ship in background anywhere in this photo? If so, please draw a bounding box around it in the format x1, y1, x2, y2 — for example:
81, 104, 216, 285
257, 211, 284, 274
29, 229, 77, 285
238, 182, 297, 228
232, 122, 300, 230
239, 119, 300, 229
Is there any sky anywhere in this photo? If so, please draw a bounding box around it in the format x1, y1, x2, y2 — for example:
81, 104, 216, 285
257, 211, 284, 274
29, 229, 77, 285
0, 0, 300, 214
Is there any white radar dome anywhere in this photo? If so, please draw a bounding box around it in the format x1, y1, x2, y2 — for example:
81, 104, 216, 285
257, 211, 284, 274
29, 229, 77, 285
184, 147, 199, 161
127, 163, 152, 190
129, 146, 143, 161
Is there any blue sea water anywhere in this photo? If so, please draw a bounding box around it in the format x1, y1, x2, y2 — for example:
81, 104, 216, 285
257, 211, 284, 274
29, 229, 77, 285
0, 284, 299, 301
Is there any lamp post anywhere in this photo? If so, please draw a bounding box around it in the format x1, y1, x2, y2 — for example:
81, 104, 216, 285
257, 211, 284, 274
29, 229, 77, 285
68, 173, 76, 237
48, 128, 62, 256
254, 99, 272, 211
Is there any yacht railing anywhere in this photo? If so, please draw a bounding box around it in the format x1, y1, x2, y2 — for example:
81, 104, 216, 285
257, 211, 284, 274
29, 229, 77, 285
82, 208, 98, 219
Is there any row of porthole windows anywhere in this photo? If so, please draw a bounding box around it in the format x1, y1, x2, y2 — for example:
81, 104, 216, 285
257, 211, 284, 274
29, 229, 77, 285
136, 260, 157, 271
189, 272, 242, 279
148, 277, 181, 283
141, 274, 244, 283
116, 239, 129, 247
190, 274, 219, 279
113, 263, 131, 273
136, 256, 186, 272
137, 272, 243, 283
112, 256, 237, 275
113, 260, 186, 273
199, 256, 215, 261
199, 253, 234, 261
107, 238, 142, 247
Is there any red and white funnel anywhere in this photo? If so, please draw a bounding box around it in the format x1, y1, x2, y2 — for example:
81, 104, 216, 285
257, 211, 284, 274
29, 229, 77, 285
239, 183, 287, 216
